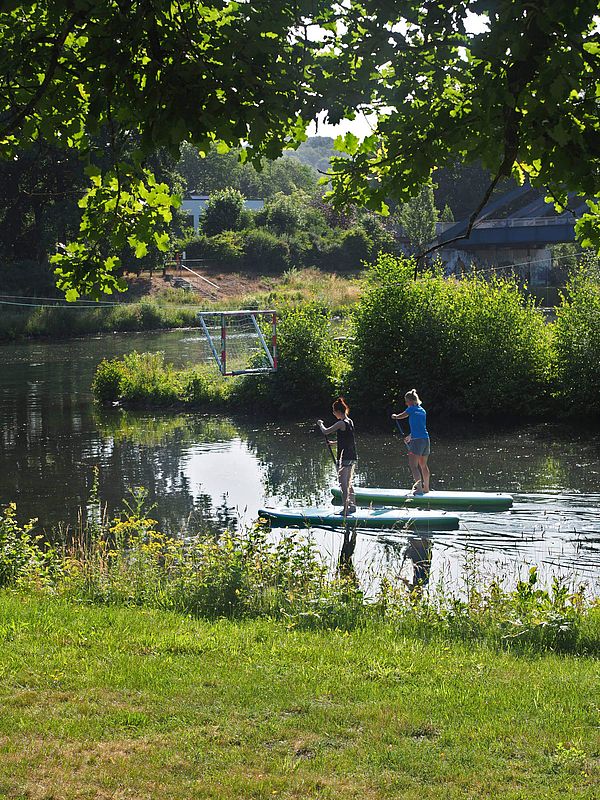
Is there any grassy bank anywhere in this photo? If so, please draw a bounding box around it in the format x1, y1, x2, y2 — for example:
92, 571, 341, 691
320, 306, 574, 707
2, 500, 599, 653
0, 300, 200, 341
0, 593, 598, 799
0, 268, 362, 342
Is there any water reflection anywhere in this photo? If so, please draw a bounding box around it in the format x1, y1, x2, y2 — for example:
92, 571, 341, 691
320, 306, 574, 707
1, 331, 599, 592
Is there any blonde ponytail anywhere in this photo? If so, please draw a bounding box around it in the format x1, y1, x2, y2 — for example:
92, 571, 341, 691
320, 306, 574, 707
405, 389, 422, 405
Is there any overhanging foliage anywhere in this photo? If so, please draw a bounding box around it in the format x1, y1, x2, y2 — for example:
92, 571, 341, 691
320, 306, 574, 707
1, 1, 598, 296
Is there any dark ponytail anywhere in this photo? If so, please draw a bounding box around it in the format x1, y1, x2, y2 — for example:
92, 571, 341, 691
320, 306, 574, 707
332, 396, 349, 415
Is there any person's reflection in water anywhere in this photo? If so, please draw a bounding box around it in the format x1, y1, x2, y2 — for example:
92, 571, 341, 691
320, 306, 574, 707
338, 524, 358, 583
402, 536, 433, 592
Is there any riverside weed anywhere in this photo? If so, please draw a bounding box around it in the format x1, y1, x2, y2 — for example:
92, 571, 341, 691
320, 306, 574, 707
0, 500, 598, 652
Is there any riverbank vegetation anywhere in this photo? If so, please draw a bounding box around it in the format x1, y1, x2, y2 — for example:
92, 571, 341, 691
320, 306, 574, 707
1, 499, 599, 652
0, 267, 362, 342
92, 256, 600, 419
1, 491, 599, 796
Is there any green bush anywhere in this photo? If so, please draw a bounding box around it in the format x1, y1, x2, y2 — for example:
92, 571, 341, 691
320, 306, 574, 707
256, 192, 305, 235
25, 306, 85, 337
0, 503, 57, 589
553, 268, 600, 413
243, 228, 290, 272
234, 304, 345, 413
91, 351, 229, 408
92, 358, 127, 403
176, 233, 209, 261
201, 187, 246, 236
207, 230, 245, 266
349, 254, 553, 416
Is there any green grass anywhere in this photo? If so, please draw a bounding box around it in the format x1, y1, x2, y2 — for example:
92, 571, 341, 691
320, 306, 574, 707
0, 593, 598, 799
0, 269, 362, 342
0, 300, 200, 341
92, 351, 231, 408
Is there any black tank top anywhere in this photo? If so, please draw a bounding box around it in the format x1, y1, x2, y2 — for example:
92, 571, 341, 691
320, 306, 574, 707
337, 418, 357, 462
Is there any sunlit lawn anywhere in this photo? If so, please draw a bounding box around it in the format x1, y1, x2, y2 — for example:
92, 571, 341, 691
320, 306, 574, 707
0, 594, 598, 799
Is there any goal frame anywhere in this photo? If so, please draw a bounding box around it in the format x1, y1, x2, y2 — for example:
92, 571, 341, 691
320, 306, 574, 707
197, 309, 278, 376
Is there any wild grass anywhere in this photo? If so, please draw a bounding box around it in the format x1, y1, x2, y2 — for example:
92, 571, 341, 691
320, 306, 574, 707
0, 269, 363, 343
0, 300, 199, 341
1, 498, 598, 654
92, 351, 230, 408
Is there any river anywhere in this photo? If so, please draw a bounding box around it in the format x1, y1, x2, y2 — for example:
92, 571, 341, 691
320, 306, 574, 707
1, 329, 599, 594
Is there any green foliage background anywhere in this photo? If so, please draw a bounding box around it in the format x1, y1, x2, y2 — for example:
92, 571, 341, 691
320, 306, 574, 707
349, 255, 553, 417
553, 267, 600, 413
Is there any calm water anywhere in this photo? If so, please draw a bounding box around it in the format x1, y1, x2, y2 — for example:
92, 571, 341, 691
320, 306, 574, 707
1, 329, 599, 594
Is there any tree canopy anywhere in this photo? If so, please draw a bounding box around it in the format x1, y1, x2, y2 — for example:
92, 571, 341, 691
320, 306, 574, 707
1, 1, 599, 296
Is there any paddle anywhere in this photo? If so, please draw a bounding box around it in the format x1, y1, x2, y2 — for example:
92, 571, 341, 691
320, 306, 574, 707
394, 418, 410, 448
318, 423, 338, 467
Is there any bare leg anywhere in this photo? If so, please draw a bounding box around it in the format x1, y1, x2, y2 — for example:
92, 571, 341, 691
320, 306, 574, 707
339, 463, 355, 515
407, 452, 423, 491
347, 462, 356, 509
417, 456, 430, 492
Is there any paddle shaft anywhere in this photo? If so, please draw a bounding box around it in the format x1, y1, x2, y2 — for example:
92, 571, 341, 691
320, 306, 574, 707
395, 419, 410, 448
320, 427, 338, 468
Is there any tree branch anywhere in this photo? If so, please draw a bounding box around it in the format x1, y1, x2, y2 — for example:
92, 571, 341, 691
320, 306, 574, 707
0, 11, 85, 140
414, 171, 505, 275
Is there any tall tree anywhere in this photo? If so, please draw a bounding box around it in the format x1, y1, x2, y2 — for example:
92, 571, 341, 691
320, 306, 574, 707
176, 143, 317, 198
1, 1, 598, 296
398, 184, 438, 256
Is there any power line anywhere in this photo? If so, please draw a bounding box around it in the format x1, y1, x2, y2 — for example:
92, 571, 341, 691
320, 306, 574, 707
0, 293, 122, 305
454, 248, 595, 277
0, 299, 119, 309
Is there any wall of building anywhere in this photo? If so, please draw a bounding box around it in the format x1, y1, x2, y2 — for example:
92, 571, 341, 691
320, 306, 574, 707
181, 195, 265, 231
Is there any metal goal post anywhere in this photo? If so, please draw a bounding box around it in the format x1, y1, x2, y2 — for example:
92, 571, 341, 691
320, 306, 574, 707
197, 310, 277, 376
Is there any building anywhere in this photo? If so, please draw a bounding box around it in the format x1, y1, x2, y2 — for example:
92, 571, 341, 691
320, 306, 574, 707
181, 194, 265, 232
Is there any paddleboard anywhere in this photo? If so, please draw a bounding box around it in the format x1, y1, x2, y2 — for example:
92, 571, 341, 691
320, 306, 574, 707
331, 486, 513, 511
258, 506, 459, 531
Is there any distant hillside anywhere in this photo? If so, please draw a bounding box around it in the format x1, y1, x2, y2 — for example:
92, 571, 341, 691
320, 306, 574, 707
288, 137, 518, 222
285, 136, 338, 175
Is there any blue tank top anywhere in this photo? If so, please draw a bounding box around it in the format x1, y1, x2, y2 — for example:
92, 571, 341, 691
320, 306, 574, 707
406, 405, 429, 439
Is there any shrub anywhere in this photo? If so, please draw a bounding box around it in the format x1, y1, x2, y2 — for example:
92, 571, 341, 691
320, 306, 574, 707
349, 254, 552, 417
320, 225, 375, 271
176, 233, 210, 261
0, 503, 57, 589
91, 351, 229, 408
92, 358, 127, 403
234, 304, 345, 412
553, 267, 600, 413
207, 230, 245, 266
25, 306, 83, 337
201, 187, 245, 236
243, 228, 290, 272
257, 192, 305, 235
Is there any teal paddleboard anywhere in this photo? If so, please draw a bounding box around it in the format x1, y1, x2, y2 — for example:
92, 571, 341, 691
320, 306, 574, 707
331, 486, 513, 511
258, 506, 459, 531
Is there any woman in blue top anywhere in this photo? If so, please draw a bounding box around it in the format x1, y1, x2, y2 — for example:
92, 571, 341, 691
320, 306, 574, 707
392, 389, 430, 494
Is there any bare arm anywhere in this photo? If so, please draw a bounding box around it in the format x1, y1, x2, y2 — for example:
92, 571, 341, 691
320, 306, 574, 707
318, 419, 345, 435
391, 411, 409, 420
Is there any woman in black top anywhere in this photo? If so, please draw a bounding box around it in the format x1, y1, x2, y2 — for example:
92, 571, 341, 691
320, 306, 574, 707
318, 397, 357, 516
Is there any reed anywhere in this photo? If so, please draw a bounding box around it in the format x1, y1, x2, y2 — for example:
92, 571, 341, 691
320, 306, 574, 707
1, 499, 598, 655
